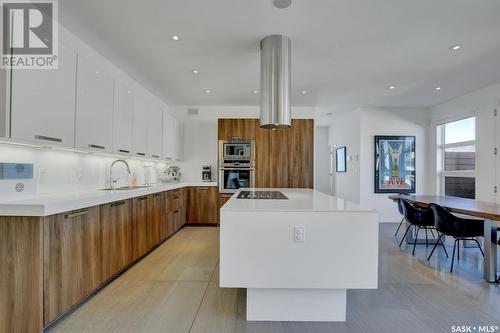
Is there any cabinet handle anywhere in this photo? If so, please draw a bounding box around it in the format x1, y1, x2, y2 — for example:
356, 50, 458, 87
165, 157, 172, 160
197, 187, 209, 190
89, 144, 105, 150
119, 149, 130, 154
111, 201, 126, 207
136, 152, 146, 156
64, 209, 88, 218
154, 193, 162, 197
174, 210, 179, 213
138, 196, 148, 201
35, 135, 62, 142
152, 155, 160, 158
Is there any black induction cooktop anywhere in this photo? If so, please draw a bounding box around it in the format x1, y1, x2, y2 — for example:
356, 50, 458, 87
236, 190, 288, 200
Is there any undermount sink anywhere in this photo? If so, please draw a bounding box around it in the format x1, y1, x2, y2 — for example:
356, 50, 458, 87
100, 185, 153, 191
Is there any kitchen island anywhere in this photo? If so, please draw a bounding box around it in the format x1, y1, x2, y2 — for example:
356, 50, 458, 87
219, 188, 379, 322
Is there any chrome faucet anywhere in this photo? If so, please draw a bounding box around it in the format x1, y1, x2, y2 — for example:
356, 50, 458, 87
109, 159, 131, 190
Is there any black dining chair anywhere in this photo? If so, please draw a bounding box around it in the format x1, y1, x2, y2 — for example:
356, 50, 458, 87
399, 199, 437, 255
394, 199, 405, 237
427, 203, 484, 273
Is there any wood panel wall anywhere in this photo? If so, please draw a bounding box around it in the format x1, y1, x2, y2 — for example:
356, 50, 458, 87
218, 118, 314, 189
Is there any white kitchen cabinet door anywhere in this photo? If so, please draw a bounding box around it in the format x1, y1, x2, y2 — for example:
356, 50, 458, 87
148, 105, 163, 159
113, 82, 134, 155
75, 56, 114, 152
162, 112, 177, 160
176, 120, 184, 161
10, 43, 77, 147
132, 94, 149, 157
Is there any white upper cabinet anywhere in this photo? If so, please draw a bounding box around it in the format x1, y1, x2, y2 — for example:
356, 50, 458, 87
10, 43, 77, 146
113, 82, 134, 155
177, 120, 184, 161
148, 105, 163, 159
75, 56, 114, 152
132, 94, 149, 157
162, 112, 178, 161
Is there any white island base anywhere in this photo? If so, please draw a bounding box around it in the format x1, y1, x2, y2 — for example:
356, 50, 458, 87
247, 288, 346, 322
220, 189, 379, 322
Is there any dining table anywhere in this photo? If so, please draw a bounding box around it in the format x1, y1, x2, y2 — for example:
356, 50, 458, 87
388, 194, 499, 283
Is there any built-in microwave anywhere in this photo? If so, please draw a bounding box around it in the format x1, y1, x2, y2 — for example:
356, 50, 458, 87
218, 140, 255, 167
219, 167, 255, 193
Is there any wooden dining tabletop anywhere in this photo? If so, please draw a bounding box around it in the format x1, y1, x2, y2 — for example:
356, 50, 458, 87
388, 194, 500, 222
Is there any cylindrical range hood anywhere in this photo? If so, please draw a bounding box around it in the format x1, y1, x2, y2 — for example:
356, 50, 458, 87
260, 34, 291, 129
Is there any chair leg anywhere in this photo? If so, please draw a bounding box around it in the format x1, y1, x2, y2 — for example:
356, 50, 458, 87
457, 239, 460, 261
439, 236, 449, 258
412, 227, 420, 255
399, 224, 412, 248
425, 228, 429, 247
394, 217, 404, 236
450, 239, 457, 273
427, 235, 441, 261
472, 239, 484, 257
430, 229, 436, 237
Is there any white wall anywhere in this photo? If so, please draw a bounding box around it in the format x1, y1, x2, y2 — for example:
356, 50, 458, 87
328, 107, 429, 222
359, 108, 429, 222
427, 82, 500, 203
314, 127, 331, 195
328, 110, 361, 203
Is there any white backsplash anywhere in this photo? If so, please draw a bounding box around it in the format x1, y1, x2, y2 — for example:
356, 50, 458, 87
0, 143, 173, 202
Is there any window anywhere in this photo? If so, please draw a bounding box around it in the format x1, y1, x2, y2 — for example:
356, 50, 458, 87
436, 117, 476, 199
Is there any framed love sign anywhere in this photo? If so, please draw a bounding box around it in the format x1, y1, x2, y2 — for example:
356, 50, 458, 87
374, 136, 415, 193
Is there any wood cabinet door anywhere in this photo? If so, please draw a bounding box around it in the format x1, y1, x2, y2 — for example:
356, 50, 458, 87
254, 119, 314, 189
100, 200, 133, 282
43, 206, 102, 324
151, 193, 165, 244
188, 187, 218, 224
132, 196, 151, 260
218, 119, 257, 140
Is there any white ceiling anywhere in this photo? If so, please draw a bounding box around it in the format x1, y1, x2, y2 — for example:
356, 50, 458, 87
60, 0, 500, 112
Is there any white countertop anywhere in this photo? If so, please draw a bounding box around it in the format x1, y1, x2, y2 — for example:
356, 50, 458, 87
221, 188, 375, 213
0, 182, 218, 217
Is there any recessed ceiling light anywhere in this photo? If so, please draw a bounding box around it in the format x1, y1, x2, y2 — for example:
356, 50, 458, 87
273, 0, 292, 9
449, 44, 462, 51
388, 85, 395, 90
127, 90, 132, 94
253, 90, 259, 94
435, 87, 441, 91
301, 90, 307, 94
326, 112, 333, 116
205, 89, 211, 94
171, 35, 180, 41
192, 69, 199, 74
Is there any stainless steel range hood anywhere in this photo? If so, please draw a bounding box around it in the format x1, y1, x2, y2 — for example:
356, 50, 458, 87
260, 34, 291, 129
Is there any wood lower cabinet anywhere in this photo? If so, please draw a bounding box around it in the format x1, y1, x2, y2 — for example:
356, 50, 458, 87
100, 200, 133, 282
151, 192, 165, 245
0, 216, 43, 333
43, 207, 103, 325
187, 186, 218, 224
132, 195, 152, 260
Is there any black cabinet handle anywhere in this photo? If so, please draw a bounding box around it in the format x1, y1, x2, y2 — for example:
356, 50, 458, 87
152, 155, 160, 158
136, 152, 146, 156
35, 135, 62, 142
138, 196, 148, 201
119, 149, 130, 154
111, 201, 126, 207
64, 209, 88, 218
89, 144, 105, 150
